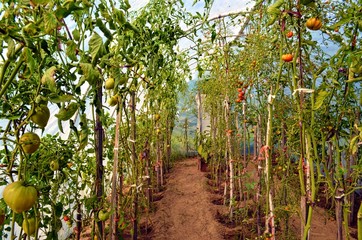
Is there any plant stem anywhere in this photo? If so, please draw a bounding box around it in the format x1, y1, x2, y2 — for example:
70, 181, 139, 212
0, 59, 24, 100
0, 44, 24, 86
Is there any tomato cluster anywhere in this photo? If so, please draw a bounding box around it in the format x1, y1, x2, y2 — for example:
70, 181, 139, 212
235, 87, 247, 103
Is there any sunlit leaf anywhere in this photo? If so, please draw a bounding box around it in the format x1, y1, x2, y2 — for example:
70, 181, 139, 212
349, 135, 359, 155
89, 32, 105, 65
44, 11, 58, 34
55, 102, 79, 121
79, 63, 99, 86
41, 66, 57, 92
48, 93, 74, 103
6, 38, 15, 59
22, 47, 35, 75
313, 90, 329, 110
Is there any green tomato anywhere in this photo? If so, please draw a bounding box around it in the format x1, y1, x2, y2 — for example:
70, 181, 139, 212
98, 209, 110, 221
107, 95, 118, 106
3, 181, 38, 213
105, 78, 115, 90
50, 160, 59, 171
19, 132, 41, 154
31, 104, 50, 128
22, 218, 38, 236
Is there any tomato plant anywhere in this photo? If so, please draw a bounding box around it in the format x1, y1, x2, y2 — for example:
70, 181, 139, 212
0, 0, 361, 239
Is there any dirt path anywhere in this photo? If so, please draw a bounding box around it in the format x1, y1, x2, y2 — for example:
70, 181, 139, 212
148, 157, 224, 240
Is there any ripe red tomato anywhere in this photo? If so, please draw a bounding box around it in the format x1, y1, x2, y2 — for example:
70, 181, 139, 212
282, 54, 293, 62
63, 215, 70, 221
286, 31, 293, 38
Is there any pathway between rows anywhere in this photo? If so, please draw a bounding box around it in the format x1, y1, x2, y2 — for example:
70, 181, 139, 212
148, 157, 224, 240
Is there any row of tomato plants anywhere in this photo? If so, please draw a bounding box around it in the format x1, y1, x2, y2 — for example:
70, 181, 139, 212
0, 0, 196, 239
195, 0, 361, 239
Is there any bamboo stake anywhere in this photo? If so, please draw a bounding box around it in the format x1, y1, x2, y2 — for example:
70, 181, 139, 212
265, 92, 275, 239
335, 188, 344, 240
242, 102, 247, 167
110, 106, 121, 240
358, 202, 362, 239
95, 80, 104, 238
130, 91, 139, 240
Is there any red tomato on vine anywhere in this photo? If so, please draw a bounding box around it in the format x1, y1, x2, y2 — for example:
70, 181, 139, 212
282, 54, 293, 62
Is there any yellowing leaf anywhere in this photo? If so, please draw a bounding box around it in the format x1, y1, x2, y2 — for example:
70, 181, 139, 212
313, 90, 329, 110
89, 32, 105, 65
44, 12, 58, 34
349, 135, 359, 155
55, 102, 79, 121
41, 66, 57, 92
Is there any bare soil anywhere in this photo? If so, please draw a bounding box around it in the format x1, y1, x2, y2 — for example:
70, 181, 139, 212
146, 157, 225, 240
142, 157, 358, 240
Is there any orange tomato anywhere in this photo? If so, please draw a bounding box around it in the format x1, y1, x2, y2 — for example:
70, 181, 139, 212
286, 31, 293, 38
306, 17, 322, 30
282, 54, 293, 62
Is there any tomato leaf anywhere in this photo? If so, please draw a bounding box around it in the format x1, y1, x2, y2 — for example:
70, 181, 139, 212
22, 47, 35, 75
43, 12, 58, 34
55, 102, 79, 121
6, 38, 15, 59
79, 63, 99, 86
313, 90, 329, 110
55, 1, 83, 19
48, 93, 74, 103
211, 30, 216, 43
66, 40, 78, 61
31, 0, 50, 5
54, 202, 63, 218
349, 135, 359, 155
41, 66, 57, 92
58, 118, 64, 133
328, 17, 352, 31
89, 32, 105, 65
